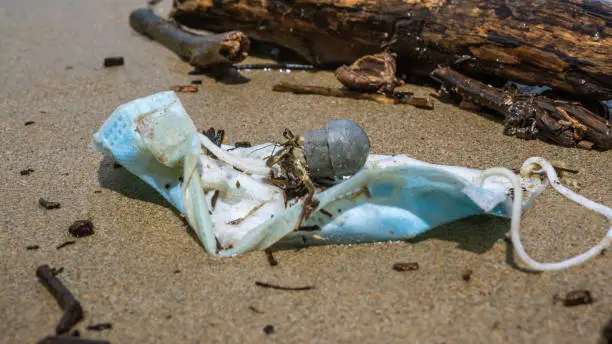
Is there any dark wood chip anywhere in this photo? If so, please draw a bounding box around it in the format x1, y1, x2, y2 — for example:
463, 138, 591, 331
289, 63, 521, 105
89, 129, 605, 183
234, 141, 252, 148
263, 325, 274, 335
462, 269, 473, 282
68, 220, 94, 238
27, 245, 40, 250
103, 56, 124, 67
319, 209, 333, 218
25, 121, 35, 126
555, 290, 594, 307
86, 323, 112, 331
211, 190, 219, 211
393, 262, 419, 271
39, 198, 61, 210
295, 225, 321, 232
602, 318, 612, 344
20, 168, 35, 176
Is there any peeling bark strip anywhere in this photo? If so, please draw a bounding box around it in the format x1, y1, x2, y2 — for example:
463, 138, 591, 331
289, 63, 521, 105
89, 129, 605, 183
170, 0, 612, 99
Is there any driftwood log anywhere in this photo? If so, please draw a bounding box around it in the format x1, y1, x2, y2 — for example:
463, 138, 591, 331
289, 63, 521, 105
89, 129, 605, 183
130, 8, 250, 68
170, 0, 612, 99
431, 66, 612, 150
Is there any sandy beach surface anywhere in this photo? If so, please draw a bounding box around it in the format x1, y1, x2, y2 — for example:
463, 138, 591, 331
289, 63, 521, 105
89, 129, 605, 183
1, 1, 610, 343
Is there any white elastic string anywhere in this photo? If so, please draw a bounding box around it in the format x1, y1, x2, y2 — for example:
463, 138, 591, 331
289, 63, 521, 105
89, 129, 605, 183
477, 158, 611, 271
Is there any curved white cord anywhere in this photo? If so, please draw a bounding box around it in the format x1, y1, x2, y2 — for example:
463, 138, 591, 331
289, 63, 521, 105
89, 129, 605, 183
477, 158, 612, 271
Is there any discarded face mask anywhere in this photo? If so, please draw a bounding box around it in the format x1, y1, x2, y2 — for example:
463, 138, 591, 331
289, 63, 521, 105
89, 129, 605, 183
93, 91, 612, 271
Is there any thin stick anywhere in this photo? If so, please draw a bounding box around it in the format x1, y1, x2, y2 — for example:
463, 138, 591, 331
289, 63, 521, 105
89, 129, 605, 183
36, 336, 110, 344
255, 281, 314, 291
273, 82, 434, 109
36, 265, 84, 335
234, 63, 316, 71
129, 9, 249, 68
264, 249, 278, 266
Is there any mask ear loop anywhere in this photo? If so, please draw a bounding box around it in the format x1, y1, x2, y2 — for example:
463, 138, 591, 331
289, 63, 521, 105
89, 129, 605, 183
477, 157, 612, 271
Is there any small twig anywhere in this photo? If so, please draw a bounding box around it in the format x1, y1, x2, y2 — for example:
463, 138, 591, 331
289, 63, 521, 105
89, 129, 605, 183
393, 262, 420, 271
264, 248, 278, 266
234, 63, 316, 71
273, 82, 434, 109
36, 265, 84, 335
552, 165, 579, 174
36, 336, 110, 344
295, 225, 321, 232
56, 241, 76, 250
227, 203, 265, 225
248, 306, 265, 314
255, 281, 314, 291
86, 323, 112, 332
210, 190, 220, 211
319, 209, 333, 218
293, 193, 318, 231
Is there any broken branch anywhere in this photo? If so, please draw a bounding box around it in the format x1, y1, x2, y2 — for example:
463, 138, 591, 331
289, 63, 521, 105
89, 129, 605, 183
129, 8, 249, 68
255, 281, 314, 291
273, 82, 434, 109
36, 265, 84, 335
431, 66, 612, 149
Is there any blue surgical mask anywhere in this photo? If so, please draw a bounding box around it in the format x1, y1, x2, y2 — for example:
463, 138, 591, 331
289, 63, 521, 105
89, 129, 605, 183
94, 91, 612, 271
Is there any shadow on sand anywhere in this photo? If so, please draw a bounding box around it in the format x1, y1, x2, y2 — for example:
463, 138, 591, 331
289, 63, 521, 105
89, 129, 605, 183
96, 155, 205, 248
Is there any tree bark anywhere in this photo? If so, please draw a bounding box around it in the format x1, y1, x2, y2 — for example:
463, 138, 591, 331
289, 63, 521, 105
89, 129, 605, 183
431, 66, 612, 150
169, 0, 612, 99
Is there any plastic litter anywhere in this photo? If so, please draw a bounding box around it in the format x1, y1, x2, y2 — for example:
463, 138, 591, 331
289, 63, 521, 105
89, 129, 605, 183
93, 91, 611, 271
